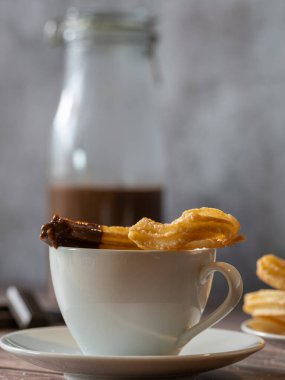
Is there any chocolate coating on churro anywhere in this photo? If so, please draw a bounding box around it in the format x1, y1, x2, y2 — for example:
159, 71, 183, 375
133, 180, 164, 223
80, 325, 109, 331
40, 214, 103, 249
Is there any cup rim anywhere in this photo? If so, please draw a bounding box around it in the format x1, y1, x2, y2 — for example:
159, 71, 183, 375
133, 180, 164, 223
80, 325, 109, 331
49, 246, 216, 255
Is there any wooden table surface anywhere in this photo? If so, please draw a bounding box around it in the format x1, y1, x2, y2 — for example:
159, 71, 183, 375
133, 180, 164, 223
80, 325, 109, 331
0, 303, 285, 380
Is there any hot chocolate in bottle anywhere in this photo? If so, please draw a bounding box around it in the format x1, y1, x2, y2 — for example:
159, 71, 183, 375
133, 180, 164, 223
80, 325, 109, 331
45, 9, 164, 227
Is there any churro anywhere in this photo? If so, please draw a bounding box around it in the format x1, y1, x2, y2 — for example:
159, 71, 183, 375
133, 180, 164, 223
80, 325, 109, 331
246, 316, 285, 335
40, 214, 137, 249
41, 208, 244, 250
128, 208, 244, 250
257, 254, 285, 291
243, 289, 285, 318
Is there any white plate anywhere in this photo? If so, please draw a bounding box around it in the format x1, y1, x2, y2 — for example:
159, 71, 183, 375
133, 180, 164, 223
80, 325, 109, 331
241, 319, 285, 345
0, 326, 264, 380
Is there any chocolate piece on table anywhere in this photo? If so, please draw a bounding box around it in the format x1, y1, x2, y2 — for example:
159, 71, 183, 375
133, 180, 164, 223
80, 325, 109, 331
6, 287, 49, 329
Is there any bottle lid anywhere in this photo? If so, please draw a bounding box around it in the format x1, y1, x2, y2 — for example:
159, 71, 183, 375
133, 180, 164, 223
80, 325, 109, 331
44, 8, 157, 49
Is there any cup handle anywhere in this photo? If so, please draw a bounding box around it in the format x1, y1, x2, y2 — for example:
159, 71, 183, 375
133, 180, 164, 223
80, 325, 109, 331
177, 261, 243, 348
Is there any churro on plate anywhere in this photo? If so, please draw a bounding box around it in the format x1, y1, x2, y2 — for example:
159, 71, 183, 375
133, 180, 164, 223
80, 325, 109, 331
243, 254, 285, 337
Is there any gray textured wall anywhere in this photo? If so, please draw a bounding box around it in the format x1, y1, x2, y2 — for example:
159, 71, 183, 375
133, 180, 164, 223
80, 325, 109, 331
1, 0, 285, 298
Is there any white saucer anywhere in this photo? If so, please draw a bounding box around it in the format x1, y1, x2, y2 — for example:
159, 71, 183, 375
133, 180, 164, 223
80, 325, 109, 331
0, 326, 264, 379
241, 319, 285, 345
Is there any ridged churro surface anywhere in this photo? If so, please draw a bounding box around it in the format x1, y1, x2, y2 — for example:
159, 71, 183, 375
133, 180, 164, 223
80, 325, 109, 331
128, 208, 244, 250
243, 289, 285, 317
257, 254, 285, 291
243, 252, 285, 335
41, 207, 244, 251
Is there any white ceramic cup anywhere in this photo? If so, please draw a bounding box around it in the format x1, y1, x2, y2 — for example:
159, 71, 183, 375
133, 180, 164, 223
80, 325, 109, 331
50, 247, 243, 356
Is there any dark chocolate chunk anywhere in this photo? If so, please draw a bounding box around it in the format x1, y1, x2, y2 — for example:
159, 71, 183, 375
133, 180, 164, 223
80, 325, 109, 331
40, 214, 103, 249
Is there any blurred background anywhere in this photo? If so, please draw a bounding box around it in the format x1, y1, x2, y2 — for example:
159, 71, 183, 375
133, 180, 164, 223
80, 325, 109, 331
1, 0, 285, 299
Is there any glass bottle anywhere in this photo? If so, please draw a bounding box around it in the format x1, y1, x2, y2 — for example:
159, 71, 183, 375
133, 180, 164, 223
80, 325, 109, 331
46, 9, 164, 226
